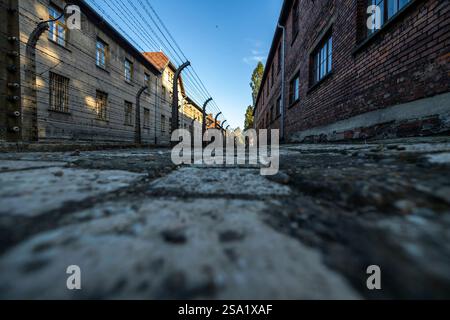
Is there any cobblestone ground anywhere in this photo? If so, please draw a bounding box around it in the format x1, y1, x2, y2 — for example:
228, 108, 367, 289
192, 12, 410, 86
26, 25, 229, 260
0, 137, 449, 299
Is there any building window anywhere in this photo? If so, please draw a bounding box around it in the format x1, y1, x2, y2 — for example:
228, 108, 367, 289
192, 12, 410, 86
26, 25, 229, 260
144, 108, 150, 128
162, 87, 166, 103
312, 34, 333, 85
95, 91, 108, 120
367, 0, 411, 36
144, 73, 152, 89
124, 101, 133, 126
48, 5, 66, 46
292, 0, 299, 40
49, 72, 69, 112
289, 74, 300, 105
124, 59, 133, 82
277, 96, 282, 116
271, 67, 274, 87
161, 115, 166, 133
96, 39, 108, 69
277, 44, 282, 74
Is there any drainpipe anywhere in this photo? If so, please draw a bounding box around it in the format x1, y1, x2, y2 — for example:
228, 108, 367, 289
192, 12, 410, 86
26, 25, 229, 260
277, 23, 286, 143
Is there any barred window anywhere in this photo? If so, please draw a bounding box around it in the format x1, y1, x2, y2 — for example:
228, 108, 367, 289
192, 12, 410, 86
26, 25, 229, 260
96, 90, 108, 120
161, 115, 166, 133
312, 34, 333, 85
49, 72, 69, 112
124, 101, 133, 126
96, 39, 108, 69
48, 5, 66, 46
144, 108, 150, 128
144, 73, 152, 89
124, 59, 133, 82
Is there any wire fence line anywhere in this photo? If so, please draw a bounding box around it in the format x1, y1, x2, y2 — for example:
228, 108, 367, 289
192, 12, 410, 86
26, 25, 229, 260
85, 0, 227, 123
9, 2, 225, 143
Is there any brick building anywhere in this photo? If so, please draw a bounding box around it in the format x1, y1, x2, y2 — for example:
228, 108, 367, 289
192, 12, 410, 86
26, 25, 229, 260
254, 0, 450, 142
143, 51, 204, 138
0, 0, 202, 146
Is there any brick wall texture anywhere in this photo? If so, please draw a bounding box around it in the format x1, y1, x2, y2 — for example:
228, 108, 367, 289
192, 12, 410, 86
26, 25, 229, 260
255, 0, 450, 141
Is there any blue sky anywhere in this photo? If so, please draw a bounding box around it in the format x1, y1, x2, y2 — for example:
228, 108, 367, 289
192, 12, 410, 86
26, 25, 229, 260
89, 0, 284, 129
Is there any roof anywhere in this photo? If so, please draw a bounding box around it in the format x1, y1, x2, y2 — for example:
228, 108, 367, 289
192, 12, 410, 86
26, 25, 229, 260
142, 51, 186, 94
73, 0, 160, 75
142, 52, 170, 73
254, 0, 294, 114
185, 96, 203, 113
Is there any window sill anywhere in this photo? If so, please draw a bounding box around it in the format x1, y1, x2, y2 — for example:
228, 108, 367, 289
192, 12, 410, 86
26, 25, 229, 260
288, 99, 300, 109
48, 109, 71, 115
96, 65, 110, 74
353, 0, 418, 56
125, 80, 134, 86
48, 39, 71, 53
308, 71, 333, 94
124, 123, 134, 127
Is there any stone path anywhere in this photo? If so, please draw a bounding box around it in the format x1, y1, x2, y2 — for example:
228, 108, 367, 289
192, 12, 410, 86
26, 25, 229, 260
0, 137, 449, 299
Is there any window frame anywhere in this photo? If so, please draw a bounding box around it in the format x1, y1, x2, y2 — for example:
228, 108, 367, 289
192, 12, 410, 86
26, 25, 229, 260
49, 72, 70, 113
124, 59, 133, 83
95, 90, 108, 121
366, 0, 412, 37
277, 95, 282, 117
311, 32, 333, 86
96, 38, 108, 69
161, 114, 166, 133
271, 67, 274, 88
48, 4, 67, 47
289, 73, 300, 106
124, 101, 133, 126
143, 108, 150, 128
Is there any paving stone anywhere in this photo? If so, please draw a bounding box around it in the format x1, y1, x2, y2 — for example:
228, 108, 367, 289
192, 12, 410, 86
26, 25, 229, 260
0, 168, 145, 217
0, 199, 359, 300
149, 167, 291, 196
0, 160, 66, 172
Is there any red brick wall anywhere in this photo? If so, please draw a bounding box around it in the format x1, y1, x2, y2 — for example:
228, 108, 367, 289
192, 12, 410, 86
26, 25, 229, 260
255, 0, 450, 140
